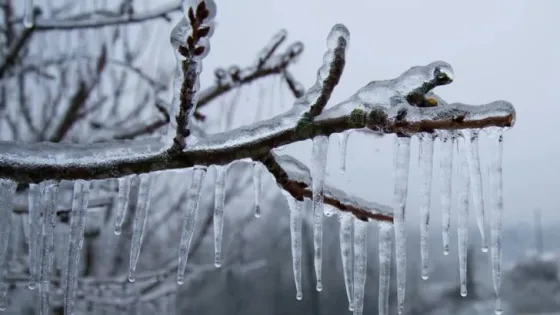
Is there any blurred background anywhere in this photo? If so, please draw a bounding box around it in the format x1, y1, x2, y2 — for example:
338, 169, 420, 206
0, 0, 559, 314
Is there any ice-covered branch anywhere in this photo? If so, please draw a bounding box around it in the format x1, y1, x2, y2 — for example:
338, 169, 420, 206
258, 152, 393, 222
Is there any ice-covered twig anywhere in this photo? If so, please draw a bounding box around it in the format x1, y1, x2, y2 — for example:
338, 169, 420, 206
257, 152, 393, 222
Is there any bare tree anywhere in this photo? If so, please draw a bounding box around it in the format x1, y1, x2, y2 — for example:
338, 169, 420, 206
0, 0, 516, 315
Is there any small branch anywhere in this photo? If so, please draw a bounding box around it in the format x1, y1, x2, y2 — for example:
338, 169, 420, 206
0, 26, 34, 78
113, 102, 170, 140
257, 152, 393, 222
282, 70, 305, 98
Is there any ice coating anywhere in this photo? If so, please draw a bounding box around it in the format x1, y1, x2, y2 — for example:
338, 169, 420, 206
338, 131, 350, 174
255, 29, 287, 68
177, 167, 207, 285
418, 134, 435, 280
464, 129, 487, 252
128, 173, 153, 282
339, 213, 354, 310
281, 191, 303, 300
393, 136, 411, 315
64, 180, 91, 315
457, 138, 470, 297
115, 175, 134, 235
23, 0, 34, 28
352, 218, 368, 315
27, 183, 42, 289
311, 136, 329, 291
378, 222, 392, 315
39, 182, 59, 315
439, 134, 455, 255
252, 162, 262, 218
213, 165, 227, 268
0, 180, 16, 311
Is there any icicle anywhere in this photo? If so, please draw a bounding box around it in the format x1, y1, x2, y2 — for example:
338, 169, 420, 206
352, 218, 368, 315
27, 183, 42, 289
488, 129, 504, 315
378, 222, 392, 315
128, 173, 153, 283
457, 137, 470, 297
465, 129, 488, 252
114, 175, 134, 235
213, 166, 227, 268
252, 162, 261, 218
393, 136, 411, 315
338, 131, 350, 174
177, 167, 207, 285
311, 135, 329, 291
339, 213, 354, 310
418, 134, 434, 280
63, 180, 91, 315
39, 182, 59, 315
0, 180, 16, 312
439, 133, 454, 255
281, 191, 303, 300
23, 0, 34, 28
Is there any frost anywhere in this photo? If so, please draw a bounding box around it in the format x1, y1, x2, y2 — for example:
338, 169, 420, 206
339, 213, 354, 310
352, 219, 368, 315
464, 129, 487, 252
378, 222, 392, 315
177, 167, 207, 285
213, 165, 227, 268
311, 135, 329, 291
63, 180, 91, 315
27, 183, 42, 289
128, 173, 153, 283
114, 175, 135, 235
0, 180, 16, 311
393, 136, 411, 315
457, 138, 470, 297
252, 162, 262, 218
418, 133, 435, 279
281, 191, 303, 300
338, 131, 350, 174
23, 0, 34, 28
39, 182, 59, 315
439, 133, 455, 255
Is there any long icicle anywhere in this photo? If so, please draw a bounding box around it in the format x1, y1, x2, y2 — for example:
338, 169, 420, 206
27, 183, 42, 289
418, 134, 435, 280
338, 131, 350, 174
440, 133, 455, 255
352, 218, 368, 315
63, 180, 91, 315
489, 129, 504, 315
177, 167, 207, 285
252, 162, 262, 218
39, 182, 59, 315
457, 136, 470, 297
282, 191, 303, 300
393, 136, 411, 315
0, 180, 16, 311
311, 135, 329, 291
213, 165, 227, 268
114, 175, 134, 235
23, 0, 34, 28
128, 173, 153, 282
465, 129, 488, 252
378, 222, 392, 315
339, 213, 354, 310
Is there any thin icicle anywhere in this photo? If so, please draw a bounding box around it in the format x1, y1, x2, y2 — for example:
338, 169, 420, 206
488, 129, 504, 314
339, 213, 354, 310
63, 180, 91, 315
457, 138, 470, 297
352, 218, 368, 315
213, 165, 227, 268
465, 129, 488, 252
282, 191, 303, 300
128, 173, 153, 283
252, 162, 261, 218
114, 175, 134, 235
378, 222, 392, 315
27, 183, 42, 289
311, 135, 329, 291
0, 180, 16, 311
338, 131, 350, 174
39, 182, 59, 315
23, 0, 34, 28
177, 167, 207, 285
393, 136, 411, 315
418, 134, 434, 280
439, 133, 454, 255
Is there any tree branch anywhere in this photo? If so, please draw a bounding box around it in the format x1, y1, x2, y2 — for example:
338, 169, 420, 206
0, 25, 34, 78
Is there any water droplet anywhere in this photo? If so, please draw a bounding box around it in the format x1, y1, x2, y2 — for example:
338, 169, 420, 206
443, 249, 449, 256
127, 275, 135, 283
214, 262, 222, 268
421, 274, 429, 280
114, 226, 122, 235
316, 282, 323, 292
481, 246, 489, 253
177, 277, 184, 285
296, 292, 303, 300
